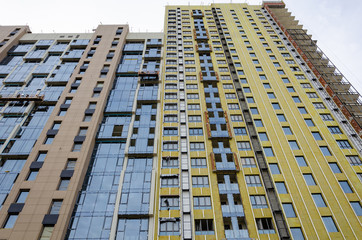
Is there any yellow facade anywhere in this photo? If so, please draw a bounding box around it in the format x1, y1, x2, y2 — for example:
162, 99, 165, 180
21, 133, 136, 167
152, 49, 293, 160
154, 3, 362, 240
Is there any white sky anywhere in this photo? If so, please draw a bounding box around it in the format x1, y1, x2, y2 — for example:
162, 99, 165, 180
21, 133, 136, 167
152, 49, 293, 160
1, 0, 361, 92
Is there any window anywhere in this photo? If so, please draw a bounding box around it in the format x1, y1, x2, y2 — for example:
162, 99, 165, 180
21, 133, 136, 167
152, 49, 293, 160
58, 110, 67, 116
298, 107, 308, 114
312, 132, 323, 140
72, 143, 82, 152
225, 93, 236, 99
195, 219, 214, 235
256, 67, 263, 72
44, 136, 54, 144
193, 196, 211, 209
165, 103, 177, 110
320, 146, 332, 156
186, 84, 198, 89
159, 220, 179, 235
250, 107, 259, 114
161, 176, 179, 188
52, 122, 61, 130
188, 115, 202, 122
245, 175, 262, 187
295, 156, 307, 167
301, 83, 312, 89
228, 103, 239, 110
162, 157, 178, 168
3, 214, 18, 228
160, 196, 179, 210
36, 151, 47, 162
58, 179, 70, 190
254, 119, 263, 127
234, 127, 247, 135
290, 228, 305, 240
250, 195, 268, 208
187, 93, 199, 99
269, 163, 280, 174
237, 141, 251, 151
277, 114, 287, 122
329, 163, 342, 173
165, 93, 177, 99
272, 103, 281, 110
263, 147, 274, 157
337, 140, 352, 149
64, 98, 72, 104
305, 119, 315, 126
307, 92, 318, 98
16, 190, 29, 203
247, 97, 255, 103
66, 159, 76, 170
263, 83, 271, 89
259, 132, 268, 141
303, 174, 317, 185
282, 127, 293, 135
339, 181, 353, 193
328, 126, 342, 134
164, 127, 178, 136
189, 128, 203, 136
230, 115, 243, 122
192, 176, 209, 187
164, 114, 178, 122
278, 70, 285, 75
78, 127, 87, 136
83, 114, 92, 122
224, 84, 234, 89
313, 102, 325, 109
346, 155, 362, 166
292, 96, 301, 103
282, 203, 296, 217
190, 142, 205, 151
39, 226, 54, 240
191, 158, 207, 168
350, 201, 362, 216
275, 182, 288, 194
267, 93, 276, 99
287, 87, 295, 92
50, 200, 62, 214
256, 218, 275, 234
241, 157, 256, 168
259, 75, 267, 80
321, 114, 333, 121
282, 77, 290, 83
322, 216, 338, 232
27, 170, 39, 181
243, 87, 251, 93
312, 193, 327, 207
163, 141, 178, 151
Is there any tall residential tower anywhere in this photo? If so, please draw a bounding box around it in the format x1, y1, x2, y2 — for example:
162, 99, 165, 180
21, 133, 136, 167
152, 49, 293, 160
0, 1, 361, 239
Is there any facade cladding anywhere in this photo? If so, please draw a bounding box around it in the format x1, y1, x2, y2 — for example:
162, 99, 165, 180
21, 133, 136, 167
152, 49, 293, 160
0, 1, 361, 240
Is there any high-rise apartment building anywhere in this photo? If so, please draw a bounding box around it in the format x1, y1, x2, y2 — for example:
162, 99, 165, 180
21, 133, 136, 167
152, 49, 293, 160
0, 1, 361, 239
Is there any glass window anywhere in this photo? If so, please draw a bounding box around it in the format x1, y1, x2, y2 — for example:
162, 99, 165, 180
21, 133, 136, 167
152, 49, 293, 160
36, 152, 47, 162
312, 132, 323, 140
250, 107, 259, 114
191, 158, 207, 168
237, 141, 252, 151
346, 155, 362, 166
72, 143, 82, 152
189, 128, 203, 136
328, 126, 342, 134
298, 107, 308, 114
250, 195, 268, 208
16, 190, 29, 203
289, 140, 300, 150
259, 132, 268, 141
161, 176, 179, 188
190, 142, 205, 151
50, 200, 62, 214
277, 114, 287, 122
322, 216, 338, 232
320, 114, 333, 121
256, 218, 275, 234
245, 175, 262, 187
282, 203, 296, 217
160, 196, 179, 210
290, 228, 305, 240
39, 226, 54, 240
305, 119, 315, 126
58, 179, 70, 190
44, 136, 54, 144
192, 176, 209, 187
337, 140, 352, 149
3, 214, 18, 228
339, 181, 353, 193
269, 163, 280, 174
27, 170, 39, 181
275, 182, 288, 194
193, 196, 211, 209
320, 146, 332, 156
254, 119, 263, 127
350, 201, 362, 216
263, 147, 274, 157
272, 103, 281, 110
329, 163, 342, 173
195, 219, 214, 235
241, 157, 256, 168
234, 127, 247, 135
303, 174, 317, 186
312, 193, 327, 207
159, 220, 179, 235
282, 127, 293, 135
295, 156, 307, 167
162, 157, 178, 168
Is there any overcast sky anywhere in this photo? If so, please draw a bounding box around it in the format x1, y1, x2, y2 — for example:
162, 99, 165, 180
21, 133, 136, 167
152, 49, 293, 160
1, 0, 361, 92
